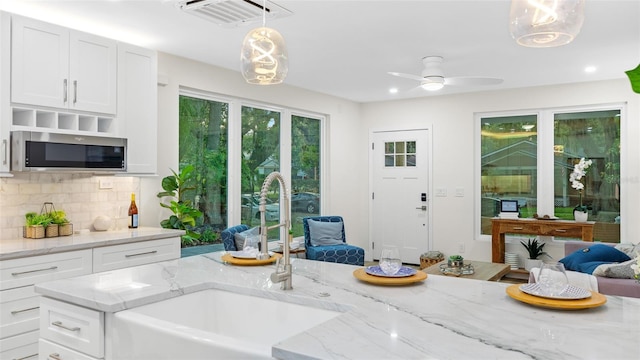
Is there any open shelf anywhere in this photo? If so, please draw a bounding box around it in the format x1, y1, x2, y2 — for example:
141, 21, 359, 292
11, 106, 116, 136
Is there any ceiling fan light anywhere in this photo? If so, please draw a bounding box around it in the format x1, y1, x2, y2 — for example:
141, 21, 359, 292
420, 77, 445, 91
509, 0, 585, 48
241, 26, 288, 85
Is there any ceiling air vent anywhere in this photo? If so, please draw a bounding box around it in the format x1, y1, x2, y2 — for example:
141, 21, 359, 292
177, 0, 292, 27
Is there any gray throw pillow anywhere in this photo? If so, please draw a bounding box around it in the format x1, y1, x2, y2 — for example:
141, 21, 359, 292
592, 258, 637, 279
308, 219, 344, 246
234, 227, 259, 250
615, 243, 640, 258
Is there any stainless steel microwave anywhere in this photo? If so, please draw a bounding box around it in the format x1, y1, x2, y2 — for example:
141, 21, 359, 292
11, 131, 127, 172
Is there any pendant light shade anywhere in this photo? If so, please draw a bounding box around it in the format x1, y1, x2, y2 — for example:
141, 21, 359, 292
510, 0, 585, 48
240, 26, 288, 85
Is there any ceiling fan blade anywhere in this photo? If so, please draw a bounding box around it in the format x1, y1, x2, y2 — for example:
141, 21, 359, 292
444, 76, 504, 86
388, 72, 424, 82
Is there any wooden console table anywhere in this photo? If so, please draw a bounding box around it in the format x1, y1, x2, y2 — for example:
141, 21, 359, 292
491, 218, 594, 263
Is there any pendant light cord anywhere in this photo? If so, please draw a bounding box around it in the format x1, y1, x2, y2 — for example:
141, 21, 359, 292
262, 0, 266, 27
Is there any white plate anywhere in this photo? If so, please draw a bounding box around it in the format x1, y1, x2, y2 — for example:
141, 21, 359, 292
365, 265, 417, 278
519, 283, 592, 300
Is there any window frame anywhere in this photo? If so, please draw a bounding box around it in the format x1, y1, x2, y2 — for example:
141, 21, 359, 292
178, 87, 327, 237
475, 103, 627, 243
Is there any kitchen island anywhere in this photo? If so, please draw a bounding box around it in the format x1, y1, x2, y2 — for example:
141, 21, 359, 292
35, 252, 639, 360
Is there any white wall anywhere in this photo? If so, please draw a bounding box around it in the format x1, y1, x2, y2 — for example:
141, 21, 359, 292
361, 79, 640, 263
141, 53, 638, 264
140, 53, 369, 250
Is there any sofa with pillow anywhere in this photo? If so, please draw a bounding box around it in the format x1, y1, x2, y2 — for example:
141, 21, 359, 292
302, 216, 365, 266
221, 224, 251, 251
560, 241, 640, 298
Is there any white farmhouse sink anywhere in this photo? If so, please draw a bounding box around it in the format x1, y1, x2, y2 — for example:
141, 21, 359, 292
110, 288, 342, 359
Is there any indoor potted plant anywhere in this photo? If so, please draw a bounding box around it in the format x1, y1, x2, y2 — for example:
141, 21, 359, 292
157, 165, 204, 246
51, 209, 73, 236
520, 238, 547, 271
448, 254, 464, 268
570, 157, 593, 222
25, 212, 51, 239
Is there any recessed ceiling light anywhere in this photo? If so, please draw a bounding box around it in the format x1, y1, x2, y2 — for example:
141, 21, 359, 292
585, 66, 597, 73
389, 88, 398, 94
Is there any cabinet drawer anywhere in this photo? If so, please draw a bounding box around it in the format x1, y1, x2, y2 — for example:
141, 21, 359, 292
39, 298, 103, 358
92, 237, 179, 272
0, 250, 92, 291
39, 339, 100, 360
0, 330, 39, 360
501, 223, 540, 234
539, 225, 583, 238
0, 286, 40, 338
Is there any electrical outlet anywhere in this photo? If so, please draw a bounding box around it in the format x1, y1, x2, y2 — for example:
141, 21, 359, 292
458, 243, 465, 253
436, 188, 447, 197
99, 179, 113, 189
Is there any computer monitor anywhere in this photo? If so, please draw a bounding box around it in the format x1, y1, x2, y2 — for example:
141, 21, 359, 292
500, 200, 519, 213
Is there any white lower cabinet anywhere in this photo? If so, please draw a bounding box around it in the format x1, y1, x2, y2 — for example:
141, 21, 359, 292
0, 236, 180, 359
92, 237, 180, 273
0, 285, 40, 339
39, 298, 104, 359
0, 250, 93, 359
0, 250, 93, 291
39, 339, 99, 360
0, 329, 39, 360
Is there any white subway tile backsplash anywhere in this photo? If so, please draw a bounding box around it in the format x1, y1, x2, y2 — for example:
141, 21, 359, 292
0, 174, 140, 240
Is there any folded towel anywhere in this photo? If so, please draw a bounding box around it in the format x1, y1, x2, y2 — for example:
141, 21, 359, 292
529, 267, 599, 292
242, 247, 260, 257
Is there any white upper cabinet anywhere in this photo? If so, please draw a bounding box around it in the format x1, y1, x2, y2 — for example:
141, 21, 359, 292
11, 15, 116, 115
0, 13, 10, 174
117, 43, 158, 174
68, 31, 117, 114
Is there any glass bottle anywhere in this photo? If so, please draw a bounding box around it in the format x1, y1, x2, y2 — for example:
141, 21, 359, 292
128, 193, 138, 229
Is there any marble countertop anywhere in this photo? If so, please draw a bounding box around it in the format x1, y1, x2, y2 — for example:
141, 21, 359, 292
0, 227, 185, 260
35, 252, 640, 360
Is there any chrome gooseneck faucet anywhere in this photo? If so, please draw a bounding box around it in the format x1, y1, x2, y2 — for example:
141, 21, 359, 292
258, 171, 292, 290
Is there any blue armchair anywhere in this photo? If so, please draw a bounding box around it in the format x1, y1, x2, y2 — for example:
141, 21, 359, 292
221, 224, 250, 251
302, 216, 364, 266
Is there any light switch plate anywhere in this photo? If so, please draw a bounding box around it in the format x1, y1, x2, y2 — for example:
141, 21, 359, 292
455, 188, 464, 197
435, 188, 447, 197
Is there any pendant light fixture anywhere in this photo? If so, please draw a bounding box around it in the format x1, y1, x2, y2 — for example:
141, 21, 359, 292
509, 0, 585, 48
240, 0, 288, 85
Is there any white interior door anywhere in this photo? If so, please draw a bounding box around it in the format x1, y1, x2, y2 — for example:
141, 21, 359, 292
371, 129, 430, 264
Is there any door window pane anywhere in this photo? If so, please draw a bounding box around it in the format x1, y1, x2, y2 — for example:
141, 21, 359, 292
241, 106, 281, 238
178, 95, 228, 244
480, 115, 538, 235
553, 110, 621, 242
291, 115, 321, 237
384, 140, 416, 167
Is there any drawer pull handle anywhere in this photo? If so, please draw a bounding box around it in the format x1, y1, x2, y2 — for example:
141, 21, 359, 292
11, 306, 39, 315
12, 266, 58, 276
512, 227, 524, 230
52, 321, 80, 332
125, 250, 158, 258
48, 353, 62, 360
555, 229, 567, 233
13, 354, 38, 360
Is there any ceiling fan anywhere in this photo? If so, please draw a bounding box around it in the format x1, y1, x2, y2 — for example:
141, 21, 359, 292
388, 56, 503, 91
